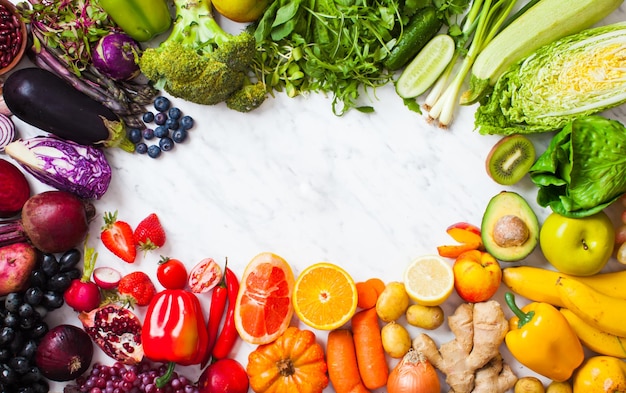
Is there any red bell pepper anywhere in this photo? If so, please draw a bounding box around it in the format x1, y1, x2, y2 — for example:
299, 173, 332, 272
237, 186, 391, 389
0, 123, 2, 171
142, 289, 208, 367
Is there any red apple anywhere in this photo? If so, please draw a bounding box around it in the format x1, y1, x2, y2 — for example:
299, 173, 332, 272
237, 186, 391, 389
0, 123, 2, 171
453, 250, 502, 302
437, 222, 484, 258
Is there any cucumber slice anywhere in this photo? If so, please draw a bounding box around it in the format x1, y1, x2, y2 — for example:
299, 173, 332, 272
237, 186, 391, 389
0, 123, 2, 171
395, 34, 455, 99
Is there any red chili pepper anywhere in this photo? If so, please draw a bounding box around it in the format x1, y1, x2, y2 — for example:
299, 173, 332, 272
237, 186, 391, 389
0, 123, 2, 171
200, 265, 228, 368
211, 267, 240, 360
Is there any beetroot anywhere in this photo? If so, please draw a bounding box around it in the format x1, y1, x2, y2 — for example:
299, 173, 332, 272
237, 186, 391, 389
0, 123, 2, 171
0, 158, 30, 218
0, 190, 94, 253
0, 242, 37, 295
78, 304, 144, 365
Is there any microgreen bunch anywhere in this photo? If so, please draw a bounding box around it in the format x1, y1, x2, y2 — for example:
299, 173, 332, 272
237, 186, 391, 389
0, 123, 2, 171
18, 0, 115, 75
252, 0, 402, 115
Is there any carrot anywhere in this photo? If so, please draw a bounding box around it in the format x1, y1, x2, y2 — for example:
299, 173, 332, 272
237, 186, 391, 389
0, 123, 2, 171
327, 329, 371, 393
351, 307, 389, 390
355, 281, 378, 309
366, 277, 385, 297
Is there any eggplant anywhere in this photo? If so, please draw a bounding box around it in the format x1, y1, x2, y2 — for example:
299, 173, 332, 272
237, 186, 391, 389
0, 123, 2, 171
3, 67, 134, 152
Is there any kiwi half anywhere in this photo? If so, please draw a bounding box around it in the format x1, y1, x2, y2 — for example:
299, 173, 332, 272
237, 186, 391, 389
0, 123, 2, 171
485, 135, 535, 185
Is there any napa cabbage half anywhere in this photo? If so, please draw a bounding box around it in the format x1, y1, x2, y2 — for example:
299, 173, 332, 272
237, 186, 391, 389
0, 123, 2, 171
528, 116, 626, 218
475, 22, 626, 135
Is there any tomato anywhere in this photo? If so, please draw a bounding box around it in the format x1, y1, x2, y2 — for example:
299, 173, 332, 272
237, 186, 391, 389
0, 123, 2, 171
156, 257, 188, 290
189, 258, 222, 293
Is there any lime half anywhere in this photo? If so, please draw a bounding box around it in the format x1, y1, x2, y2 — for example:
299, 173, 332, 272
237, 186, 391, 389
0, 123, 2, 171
396, 34, 455, 99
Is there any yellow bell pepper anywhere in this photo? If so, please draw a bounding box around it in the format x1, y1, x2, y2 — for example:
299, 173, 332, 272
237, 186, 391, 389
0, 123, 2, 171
504, 292, 584, 382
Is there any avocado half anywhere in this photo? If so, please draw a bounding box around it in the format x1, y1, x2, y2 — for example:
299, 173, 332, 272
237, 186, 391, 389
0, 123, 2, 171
481, 191, 539, 262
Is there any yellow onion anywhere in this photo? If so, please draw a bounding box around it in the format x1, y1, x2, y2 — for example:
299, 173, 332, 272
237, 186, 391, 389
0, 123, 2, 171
387, 349, 440, 393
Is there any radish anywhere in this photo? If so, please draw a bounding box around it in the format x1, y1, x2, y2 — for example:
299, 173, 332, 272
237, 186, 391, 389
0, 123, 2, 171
0, 242, 37, 296
93, 266, 122, 289
64, 246, 102, 312
0, 190, 94, 253
0, 158, 30, 218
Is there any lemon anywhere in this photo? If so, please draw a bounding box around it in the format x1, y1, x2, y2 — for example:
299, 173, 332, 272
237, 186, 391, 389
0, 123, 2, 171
403, 255, 454, 306
212, 0, 272, 23
395, 34, 455, 99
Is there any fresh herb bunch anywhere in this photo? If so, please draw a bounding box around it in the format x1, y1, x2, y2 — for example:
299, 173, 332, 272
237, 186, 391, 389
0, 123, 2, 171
252, 0, 401, 115
18, 0, 115, 75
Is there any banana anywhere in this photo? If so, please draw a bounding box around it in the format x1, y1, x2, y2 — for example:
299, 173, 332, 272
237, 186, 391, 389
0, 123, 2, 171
556, 276, 626, 337
560, 308, 626, 358
502, 266, 626, 307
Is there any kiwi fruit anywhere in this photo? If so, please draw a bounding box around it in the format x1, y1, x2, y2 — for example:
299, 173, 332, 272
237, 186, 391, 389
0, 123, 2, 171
485, 135, 535, 185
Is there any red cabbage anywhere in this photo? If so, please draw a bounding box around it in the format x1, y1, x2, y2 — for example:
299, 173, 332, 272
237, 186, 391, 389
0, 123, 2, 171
4, 136, 112, 200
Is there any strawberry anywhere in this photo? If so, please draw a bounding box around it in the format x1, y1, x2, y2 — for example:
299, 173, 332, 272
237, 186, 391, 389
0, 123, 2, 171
101, 211, 137, 263
133, 213, 166, 252
117, 271, 156, 307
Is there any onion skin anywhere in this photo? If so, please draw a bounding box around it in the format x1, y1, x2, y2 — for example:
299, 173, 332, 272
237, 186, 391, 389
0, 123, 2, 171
387, 349, 440, 393
35, 324, 94, 381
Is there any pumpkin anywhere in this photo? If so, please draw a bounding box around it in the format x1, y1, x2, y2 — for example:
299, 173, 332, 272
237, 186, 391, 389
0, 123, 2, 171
246, 326, 329, 393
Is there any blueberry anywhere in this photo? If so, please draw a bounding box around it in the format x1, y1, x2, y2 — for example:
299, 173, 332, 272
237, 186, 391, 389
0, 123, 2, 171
147, 145, 162, 158
168, 107, 182, 119
180, 115, 194, 130
135, 142, 148, 154
128, 128, 142, 144
165, 117, 179, 130
159, 137, 174, 151
154, 125, 169, 138
154, 112, 168, 125
142, 111, 155, 123
154, 96, 171, 112
172, 128, 188, 143
142, 128, 155, 140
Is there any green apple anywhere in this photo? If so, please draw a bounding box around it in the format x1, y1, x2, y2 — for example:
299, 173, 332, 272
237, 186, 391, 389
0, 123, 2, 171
539, 211, 615, 276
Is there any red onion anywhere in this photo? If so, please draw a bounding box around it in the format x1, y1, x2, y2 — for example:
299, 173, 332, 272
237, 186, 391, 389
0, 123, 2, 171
0, 113, 15, 151
35, 324, 94, 381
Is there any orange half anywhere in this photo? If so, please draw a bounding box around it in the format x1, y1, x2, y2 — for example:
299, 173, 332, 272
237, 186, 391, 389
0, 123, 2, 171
293, 262, 358, 330
234, 252, 295, 345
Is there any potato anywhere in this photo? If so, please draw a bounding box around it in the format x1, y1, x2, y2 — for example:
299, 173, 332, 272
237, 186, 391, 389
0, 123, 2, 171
515, 377, 545, 393
376, 281, 409, 322
381, 322, 411, 358
546, 381, 573, 393
405, 304, 444, 330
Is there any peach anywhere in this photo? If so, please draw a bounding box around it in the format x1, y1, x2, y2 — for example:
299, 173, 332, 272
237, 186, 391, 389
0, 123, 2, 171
452, 250, 501, 303
437, 222, 484, 258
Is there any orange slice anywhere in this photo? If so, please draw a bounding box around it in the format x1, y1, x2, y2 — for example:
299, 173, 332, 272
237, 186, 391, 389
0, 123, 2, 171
403, 255, 454, 306
292, 262, 358, 330
234, 252, 295, 345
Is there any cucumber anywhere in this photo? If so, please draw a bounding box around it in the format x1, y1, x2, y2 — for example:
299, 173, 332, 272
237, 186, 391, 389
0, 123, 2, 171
461, 0, 623, 105
383, 7, 442, 71
395, 34, 455, 99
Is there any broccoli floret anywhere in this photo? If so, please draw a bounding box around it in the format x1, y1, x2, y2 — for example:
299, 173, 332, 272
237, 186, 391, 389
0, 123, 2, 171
225, 79, 268, 112
139, 0, 265, 109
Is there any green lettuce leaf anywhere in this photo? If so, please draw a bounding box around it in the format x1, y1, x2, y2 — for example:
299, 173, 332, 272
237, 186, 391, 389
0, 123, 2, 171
529, 116, 626, 218
475, 22, 626, 135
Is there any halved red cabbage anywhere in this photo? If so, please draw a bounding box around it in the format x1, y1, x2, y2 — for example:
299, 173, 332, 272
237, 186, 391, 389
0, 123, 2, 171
4, 136, 112, 199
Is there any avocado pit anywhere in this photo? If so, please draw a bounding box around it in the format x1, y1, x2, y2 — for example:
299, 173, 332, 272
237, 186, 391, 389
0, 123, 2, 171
493, 215, 529, 247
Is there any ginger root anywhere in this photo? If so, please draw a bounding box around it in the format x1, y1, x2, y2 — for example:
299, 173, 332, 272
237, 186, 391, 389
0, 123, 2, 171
412, 300, 517, 393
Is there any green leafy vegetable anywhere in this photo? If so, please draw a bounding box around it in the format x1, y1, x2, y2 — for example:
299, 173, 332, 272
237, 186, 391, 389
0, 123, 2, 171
529, 115, 626, 218
475, 22, 626, 135
252, 0, 400, 115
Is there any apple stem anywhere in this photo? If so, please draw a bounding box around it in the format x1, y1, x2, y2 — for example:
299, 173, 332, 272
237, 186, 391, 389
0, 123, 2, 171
581, 240, 589, 250
505, 292, 535, 329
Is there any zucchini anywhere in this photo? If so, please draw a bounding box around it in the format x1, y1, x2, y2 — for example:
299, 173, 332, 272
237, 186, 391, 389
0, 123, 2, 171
383, 7, 442, 71
461, 0, 623, 105
3, 68, 133, 152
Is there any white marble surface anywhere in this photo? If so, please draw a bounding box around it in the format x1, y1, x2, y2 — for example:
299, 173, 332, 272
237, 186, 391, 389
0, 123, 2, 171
5, 2, 626, 392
